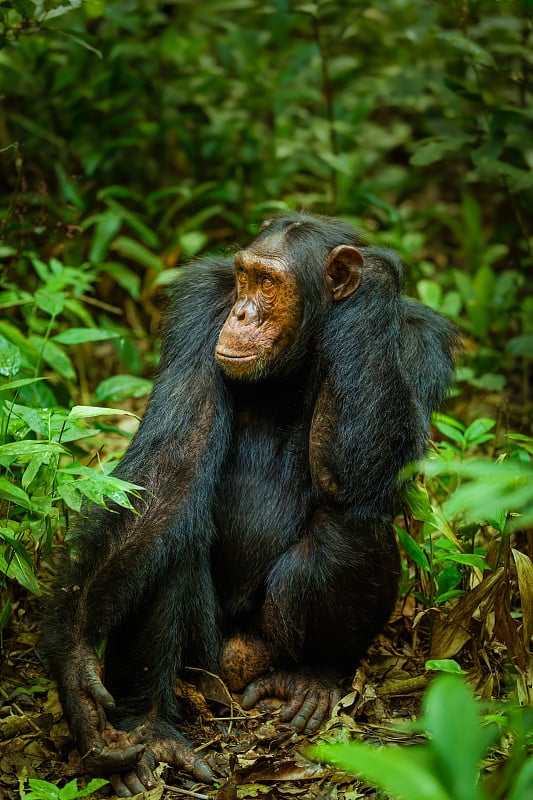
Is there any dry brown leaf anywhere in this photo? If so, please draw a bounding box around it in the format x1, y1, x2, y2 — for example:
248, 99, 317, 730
430, 567, 505, 659
512, 548, 533, 649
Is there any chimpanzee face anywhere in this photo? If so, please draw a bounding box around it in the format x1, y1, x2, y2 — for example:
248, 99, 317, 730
215, 232, 363, 382
215, 245, 304, 381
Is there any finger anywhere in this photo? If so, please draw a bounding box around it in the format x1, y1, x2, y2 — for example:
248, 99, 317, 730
136, 755, 159, 790
123, 769, 148, 796
157, 740, 215, 783
241, 676, 275, 709
279, 694, 306, 723
86, 742, 145, 773
110, 774, 134, 798
289, 694, 318, 732
192, 756, 216, 783
303, 693, 331, 734
85, 665, 116, 710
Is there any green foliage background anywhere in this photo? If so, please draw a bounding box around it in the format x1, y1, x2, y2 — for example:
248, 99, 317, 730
0, 1, 532, 794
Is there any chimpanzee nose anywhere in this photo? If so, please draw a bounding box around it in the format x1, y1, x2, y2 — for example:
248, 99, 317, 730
232, 299, 259, 326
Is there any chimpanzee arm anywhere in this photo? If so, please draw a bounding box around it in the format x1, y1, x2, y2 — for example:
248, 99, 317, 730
40, 258, 235, 771
310, 247, 457, 515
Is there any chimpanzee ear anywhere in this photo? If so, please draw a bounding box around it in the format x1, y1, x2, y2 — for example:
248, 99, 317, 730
325, 245, 363, 301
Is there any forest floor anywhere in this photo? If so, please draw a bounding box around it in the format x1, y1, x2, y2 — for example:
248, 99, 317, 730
1, 590, 428, 800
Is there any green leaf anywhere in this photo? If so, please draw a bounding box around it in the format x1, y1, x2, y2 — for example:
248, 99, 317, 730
0, 441, 66, 460
417, 280, 442, 309
30, 337, 76, 381
395, 525, 430, 572
434, 421, 465, 445
57, 482, 83, 513
12, 0, 37, 16
464, 419, 496, 444
0, 377, 46, 392
68, 404, 141, 420
423, 676, 490, 800
179, 230, 208, 256
52, 328, 121, 345
507, 335, 533, 356
26, 778, 60, 800
436, 31, 495, 66
404, 482, 437, 524
442, 553, 489, 571
506, 757, 533, 800
0, 534, 40, 594
0, 477, 34, 510
0, 334, 21, 377
94, 375, 153, 402
34, 288, 65, 317
310, 741, 453, 800
87, 211, 122, 263
69, 778, 108, 798
425, 660, 466, 674
410, 140, 451, 167
110, 236, 162, 271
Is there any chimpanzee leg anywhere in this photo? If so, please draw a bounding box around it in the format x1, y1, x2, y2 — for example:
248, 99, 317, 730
101, 563, 221, 797
241, 513, 400, 734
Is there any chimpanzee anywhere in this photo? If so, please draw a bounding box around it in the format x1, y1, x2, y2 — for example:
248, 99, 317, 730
41, 212, 457, 796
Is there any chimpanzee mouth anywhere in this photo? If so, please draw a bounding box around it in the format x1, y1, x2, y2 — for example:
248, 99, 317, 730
216, 353, 257, 362
216, 348, 258, 361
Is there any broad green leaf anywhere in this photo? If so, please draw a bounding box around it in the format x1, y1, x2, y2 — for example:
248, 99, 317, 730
110, 236, 162, 271
0, 534, 40, 594
179, 230, 208, 256
94, 375, 152, 402
423, 676, 492, 800
0, 377, 46, 392
34, 288, 65, 317
12, 0, 37, 16
0, 441, 65, 460
434, 421, 465, 444
52, 328, 121, 345
395, 525, 430, 572
26, 779, 59, 800
417, 280, 442, 309
425, 660, 466, 674
464, 419, 496, 443
442, 553, 489, 571
57, 482, 83, 513
507, 334, 533, 356
506, 757, 533, 800
0, 334, 21, 377
0, 477, 34, 510
67, 778, 108, 798
87, 211, 122, 262
30, 337, 76, 381
68, 404, 141, 420
404, 482, 437, 524
310, 741, 452, 800
436, 31, 495, 66
0, 320, 39, 362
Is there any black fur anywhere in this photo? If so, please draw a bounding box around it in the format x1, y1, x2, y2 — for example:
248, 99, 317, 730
41, 212, 458, 755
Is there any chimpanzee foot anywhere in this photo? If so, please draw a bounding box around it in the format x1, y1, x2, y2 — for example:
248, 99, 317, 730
109, 728, 214, 798
241, 670, 342, 734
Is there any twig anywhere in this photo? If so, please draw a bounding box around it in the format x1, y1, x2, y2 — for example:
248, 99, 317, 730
163, 785, 209, 799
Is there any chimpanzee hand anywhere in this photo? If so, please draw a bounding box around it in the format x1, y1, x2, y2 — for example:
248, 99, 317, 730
241, 670, 342, 734
61, 646, 145, 774
109, 722, 215, 797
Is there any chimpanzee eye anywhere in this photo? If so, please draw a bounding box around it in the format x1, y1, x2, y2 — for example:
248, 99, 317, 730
261, 275, 274, 290
236, 269, 247, 285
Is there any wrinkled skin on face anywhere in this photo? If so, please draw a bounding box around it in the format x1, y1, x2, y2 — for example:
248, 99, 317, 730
216, 238, 362, 381
216, 245, 304, 380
